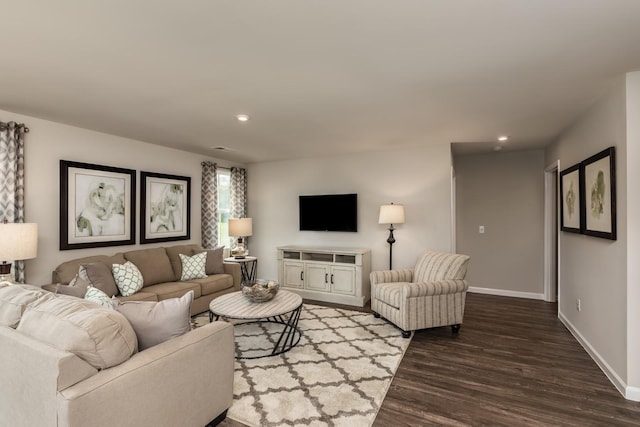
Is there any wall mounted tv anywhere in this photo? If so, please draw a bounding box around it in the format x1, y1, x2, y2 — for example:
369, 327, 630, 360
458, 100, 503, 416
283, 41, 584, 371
299, 193, 358, 232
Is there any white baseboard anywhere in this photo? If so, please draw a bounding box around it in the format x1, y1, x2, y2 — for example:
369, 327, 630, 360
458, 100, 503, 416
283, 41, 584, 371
468, 286, 545, 300
558, 312, 639, 401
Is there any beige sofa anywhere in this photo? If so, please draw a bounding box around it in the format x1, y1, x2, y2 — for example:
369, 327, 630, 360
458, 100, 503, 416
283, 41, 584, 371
46, 244, 241, 315
0, 283, 234, 427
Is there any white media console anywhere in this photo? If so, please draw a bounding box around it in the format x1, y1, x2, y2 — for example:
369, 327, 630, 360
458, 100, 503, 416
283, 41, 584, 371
277, 245, 371, 307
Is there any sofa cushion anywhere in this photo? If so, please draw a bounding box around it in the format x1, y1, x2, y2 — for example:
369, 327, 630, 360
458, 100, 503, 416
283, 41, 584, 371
117, 291, 159, 302
165, 244, 201, 281
142, 281, 201, 301
112, 261, 144, 297
85, 286, 116, 309
179, 252, 208, 280
17, 296, 137, 370
189, 274, 234, 296
0, 284, 55, 328
114, 290, 194, 350
124, 248, 175, 286
53, 253, 126, 285
192, 247, 225, 275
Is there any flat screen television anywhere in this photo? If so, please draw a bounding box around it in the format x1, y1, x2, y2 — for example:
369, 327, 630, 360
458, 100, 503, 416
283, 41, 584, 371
299, 193, 358, 232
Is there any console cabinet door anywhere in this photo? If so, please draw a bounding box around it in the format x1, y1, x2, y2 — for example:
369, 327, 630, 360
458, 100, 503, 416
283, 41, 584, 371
305, 264, 331, 291
330, 265, 356, 295
282, 261, 304, 289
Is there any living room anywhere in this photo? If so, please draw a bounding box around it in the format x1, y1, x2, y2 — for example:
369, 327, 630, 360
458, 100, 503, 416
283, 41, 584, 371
2, 1, 640, 425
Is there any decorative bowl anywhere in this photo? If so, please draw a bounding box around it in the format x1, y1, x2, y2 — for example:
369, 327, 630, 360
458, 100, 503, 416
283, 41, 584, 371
241, 279, 279, 303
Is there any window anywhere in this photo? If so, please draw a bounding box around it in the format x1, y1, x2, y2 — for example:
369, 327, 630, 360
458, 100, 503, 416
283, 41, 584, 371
217, 169, 231, 248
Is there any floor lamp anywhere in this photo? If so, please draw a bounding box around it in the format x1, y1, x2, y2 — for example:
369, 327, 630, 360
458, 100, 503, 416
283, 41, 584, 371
378, 203, 405, 270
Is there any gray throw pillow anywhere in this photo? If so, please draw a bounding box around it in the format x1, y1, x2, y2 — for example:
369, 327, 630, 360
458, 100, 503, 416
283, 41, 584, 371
81, 262, 119, 297
56, 280, 89, 298
192, 246, 225, 275
114, 290, 193, 351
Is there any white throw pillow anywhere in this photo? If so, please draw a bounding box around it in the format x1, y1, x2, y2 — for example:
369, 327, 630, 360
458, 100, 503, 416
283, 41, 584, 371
85, 286, 115, 309
114, 290, 194, 350
112, 261, 144, 296
179, 252, 208, 281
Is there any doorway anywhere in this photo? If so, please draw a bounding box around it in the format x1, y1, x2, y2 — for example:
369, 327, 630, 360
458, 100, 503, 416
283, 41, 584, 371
544, 161, 559, 303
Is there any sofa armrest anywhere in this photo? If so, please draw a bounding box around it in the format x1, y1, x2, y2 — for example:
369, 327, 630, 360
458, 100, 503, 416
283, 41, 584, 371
370, 269, 414, 285
223, 262, 241, 290
58, 321, 235, 427
404, 279, 468, 298
0, 326, 98, 427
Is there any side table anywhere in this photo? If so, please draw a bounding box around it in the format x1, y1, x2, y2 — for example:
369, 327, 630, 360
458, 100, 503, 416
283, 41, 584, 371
224, 256, 257, 284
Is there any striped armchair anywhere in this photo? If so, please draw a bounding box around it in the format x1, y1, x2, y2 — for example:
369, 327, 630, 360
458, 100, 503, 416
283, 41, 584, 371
370, 250, 470, 338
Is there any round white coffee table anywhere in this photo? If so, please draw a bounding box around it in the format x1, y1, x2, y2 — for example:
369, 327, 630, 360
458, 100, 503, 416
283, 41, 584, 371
209, 290, 303, 359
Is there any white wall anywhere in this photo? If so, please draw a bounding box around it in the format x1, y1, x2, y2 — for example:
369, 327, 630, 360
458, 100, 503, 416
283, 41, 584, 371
625, 72, 640, 397
0, 109, 240, 286
455, 149, 546, 298
545, 76, 628, 388
247, 144, 454, 281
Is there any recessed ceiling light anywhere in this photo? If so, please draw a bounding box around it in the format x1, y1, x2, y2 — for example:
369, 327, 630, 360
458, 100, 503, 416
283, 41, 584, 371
493, 146, 503, 151
236, 114, 250, 122
211, 146, 234, 151
498, 136, 509, 142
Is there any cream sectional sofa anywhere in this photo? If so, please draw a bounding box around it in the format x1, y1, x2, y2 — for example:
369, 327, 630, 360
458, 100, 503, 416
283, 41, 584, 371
0, 283, 234, 427
46, 244, 241, 315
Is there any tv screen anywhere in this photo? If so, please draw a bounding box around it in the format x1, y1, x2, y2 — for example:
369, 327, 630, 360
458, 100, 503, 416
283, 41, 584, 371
299, 193, 357, 232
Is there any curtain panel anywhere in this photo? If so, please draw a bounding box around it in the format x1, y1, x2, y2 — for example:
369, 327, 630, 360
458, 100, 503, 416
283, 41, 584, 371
0, 121, 27, 282
230, 167, 248, 248
201, 161, 218, 249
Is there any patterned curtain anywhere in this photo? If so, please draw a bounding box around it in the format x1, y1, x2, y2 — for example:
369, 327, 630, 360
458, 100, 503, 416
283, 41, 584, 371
0, 121, 27, 283
230, 167, 248, 247
201, 161, 218, 249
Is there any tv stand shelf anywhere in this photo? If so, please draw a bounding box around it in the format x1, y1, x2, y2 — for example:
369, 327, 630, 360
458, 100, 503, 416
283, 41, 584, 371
277, 246, 371, 307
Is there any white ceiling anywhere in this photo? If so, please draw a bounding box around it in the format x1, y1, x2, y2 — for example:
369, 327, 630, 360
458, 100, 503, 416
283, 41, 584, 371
2, 1, 640, 163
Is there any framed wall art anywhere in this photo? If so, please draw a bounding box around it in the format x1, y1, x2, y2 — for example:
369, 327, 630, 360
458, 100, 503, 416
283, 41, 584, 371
140, 171, 191, 244
582, 147, 616, 240
559, 162, 582, 234
60, 160, 136, 250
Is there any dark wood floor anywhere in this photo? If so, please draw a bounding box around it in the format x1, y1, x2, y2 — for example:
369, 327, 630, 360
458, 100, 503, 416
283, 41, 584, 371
219, 293, 640, 426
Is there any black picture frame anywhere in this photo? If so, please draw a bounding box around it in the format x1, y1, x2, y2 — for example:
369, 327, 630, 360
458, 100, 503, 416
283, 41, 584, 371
559, 162, 582, 234
581, 147, 616, 240
140, 171, 191, 244
60, 160, 136, 250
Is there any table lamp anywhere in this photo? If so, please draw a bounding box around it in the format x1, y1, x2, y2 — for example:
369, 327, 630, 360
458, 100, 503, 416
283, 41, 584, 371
0, 221, 38, 284
378, 203, 405, 270
228, 218, 252, 259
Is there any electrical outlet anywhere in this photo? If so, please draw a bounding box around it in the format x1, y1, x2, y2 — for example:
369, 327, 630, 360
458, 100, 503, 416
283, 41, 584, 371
576, 299, 581, 312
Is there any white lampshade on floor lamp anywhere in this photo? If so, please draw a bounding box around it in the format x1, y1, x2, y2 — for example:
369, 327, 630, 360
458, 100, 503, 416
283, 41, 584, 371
379, 203, 405, 270
229, 218, 252, 259
0, 221, 38, 284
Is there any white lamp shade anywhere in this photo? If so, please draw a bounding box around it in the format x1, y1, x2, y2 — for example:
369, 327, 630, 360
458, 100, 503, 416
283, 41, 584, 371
378, 204, 405, 225
0, 223, 38, 261
228, 218, 253, 237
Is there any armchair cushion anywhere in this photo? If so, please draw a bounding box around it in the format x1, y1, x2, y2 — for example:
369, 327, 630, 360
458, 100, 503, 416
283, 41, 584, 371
414, 251, 470, 282
404, 279, 468, 298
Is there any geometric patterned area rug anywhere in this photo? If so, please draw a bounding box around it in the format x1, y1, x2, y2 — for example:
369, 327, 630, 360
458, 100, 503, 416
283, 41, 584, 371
193, 304, 411, 427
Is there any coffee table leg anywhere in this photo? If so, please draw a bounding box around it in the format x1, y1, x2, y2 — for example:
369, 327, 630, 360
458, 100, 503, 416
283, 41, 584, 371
272, 305, 302, 355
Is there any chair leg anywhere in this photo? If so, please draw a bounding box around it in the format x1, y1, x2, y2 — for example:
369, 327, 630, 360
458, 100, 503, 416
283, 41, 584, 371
451, 324, 461, 334
401, 330, 411, 338
373, 311, 380, 318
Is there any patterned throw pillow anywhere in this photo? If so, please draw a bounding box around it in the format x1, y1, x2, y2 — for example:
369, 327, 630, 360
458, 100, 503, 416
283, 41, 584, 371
179, 252, 208, 281
112, 261, 144, 297
84, 286, 115, 309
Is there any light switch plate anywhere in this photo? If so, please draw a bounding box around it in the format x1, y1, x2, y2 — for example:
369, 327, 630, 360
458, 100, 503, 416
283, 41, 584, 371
479, 225, 485, 234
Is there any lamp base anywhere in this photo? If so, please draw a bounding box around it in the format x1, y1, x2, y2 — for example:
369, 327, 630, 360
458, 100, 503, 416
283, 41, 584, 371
0, 263, 14, 284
